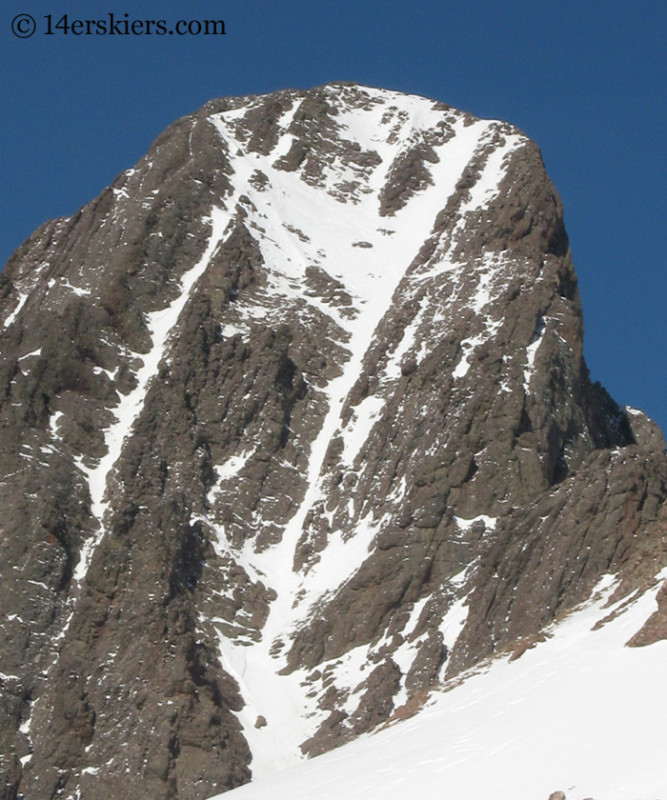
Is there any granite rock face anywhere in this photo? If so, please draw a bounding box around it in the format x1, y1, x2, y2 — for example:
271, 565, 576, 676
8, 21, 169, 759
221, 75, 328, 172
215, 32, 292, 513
0, 83, 665, 799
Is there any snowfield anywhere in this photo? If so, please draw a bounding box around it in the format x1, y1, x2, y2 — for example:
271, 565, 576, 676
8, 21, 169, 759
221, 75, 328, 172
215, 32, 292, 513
211, 572, 667, 800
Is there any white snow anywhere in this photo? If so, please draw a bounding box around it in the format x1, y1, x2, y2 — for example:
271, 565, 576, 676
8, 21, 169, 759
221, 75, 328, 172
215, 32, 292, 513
60, 277, 91, 296
452, 333, 485, 379
444, 128, 525, 252
1, 292, 28, 332
49, 410, 64, 440
71, 207, 233, 585
186, 88, 552, 778
382, 302, 427, 381
453, 514, 497, 532
524, 316, 547, 390
1, 258, 52, 332
17, 204, 246, 767
211, 573, 667, 800
92, 365, 118, 381
18, 348, 41, 360
206, 450, 256, 504
390, 596, 434, 703
198, 94, 524, 776
438, 595, 470, 652
338, 395, 385, 467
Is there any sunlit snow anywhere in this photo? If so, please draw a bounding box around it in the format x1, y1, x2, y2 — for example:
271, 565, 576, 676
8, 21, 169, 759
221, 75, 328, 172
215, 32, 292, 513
211, 573, 667, 800
197, 90, 532, 775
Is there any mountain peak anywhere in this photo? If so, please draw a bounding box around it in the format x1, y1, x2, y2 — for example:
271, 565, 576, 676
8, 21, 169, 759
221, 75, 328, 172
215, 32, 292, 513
1, 83, 665, 800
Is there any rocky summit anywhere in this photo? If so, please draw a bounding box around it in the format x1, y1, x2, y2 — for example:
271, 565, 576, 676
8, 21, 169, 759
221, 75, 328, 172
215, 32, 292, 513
0, 83, 665, 800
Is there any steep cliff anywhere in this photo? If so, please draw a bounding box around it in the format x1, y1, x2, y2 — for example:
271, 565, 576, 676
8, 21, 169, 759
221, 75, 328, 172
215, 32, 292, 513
1, 82, 664, 800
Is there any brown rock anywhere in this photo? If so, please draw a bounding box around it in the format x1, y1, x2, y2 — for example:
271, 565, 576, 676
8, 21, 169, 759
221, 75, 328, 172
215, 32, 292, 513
1, 82, 664, 800
627, 581, 667, 647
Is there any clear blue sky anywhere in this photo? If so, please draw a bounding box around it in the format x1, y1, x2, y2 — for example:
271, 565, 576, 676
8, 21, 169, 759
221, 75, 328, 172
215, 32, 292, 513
1, 0, 665, 433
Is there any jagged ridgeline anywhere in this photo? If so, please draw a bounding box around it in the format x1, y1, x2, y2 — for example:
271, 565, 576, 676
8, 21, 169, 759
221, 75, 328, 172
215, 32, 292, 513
1, 83, 665, 800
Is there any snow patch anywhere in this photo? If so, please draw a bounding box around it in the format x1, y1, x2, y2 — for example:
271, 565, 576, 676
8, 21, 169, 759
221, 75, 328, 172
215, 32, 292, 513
207, 450, 255, 504
452, 333, 485, 379
523, 316, 546, 390
453, 514, 497, 532
338, 395, 385, 468
1, 292, 28, 332
18, 348, 42, 361
383, 303, 427, 381
439, 596, 470, 653
49, 410, 64, 440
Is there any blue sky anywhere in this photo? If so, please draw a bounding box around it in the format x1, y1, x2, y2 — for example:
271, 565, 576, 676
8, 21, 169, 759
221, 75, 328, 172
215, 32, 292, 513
1, 0, 665, 432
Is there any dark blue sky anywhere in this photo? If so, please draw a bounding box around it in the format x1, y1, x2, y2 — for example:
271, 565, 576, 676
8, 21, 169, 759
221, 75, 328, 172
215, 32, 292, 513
2, 0, 665, 432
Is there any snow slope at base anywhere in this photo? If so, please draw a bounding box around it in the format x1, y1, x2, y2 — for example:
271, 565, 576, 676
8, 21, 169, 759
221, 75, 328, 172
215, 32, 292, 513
209, 574, 667, 800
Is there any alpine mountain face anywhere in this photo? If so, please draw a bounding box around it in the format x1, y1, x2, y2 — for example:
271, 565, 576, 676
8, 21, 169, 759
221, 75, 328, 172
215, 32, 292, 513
1, 82, 665, 800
